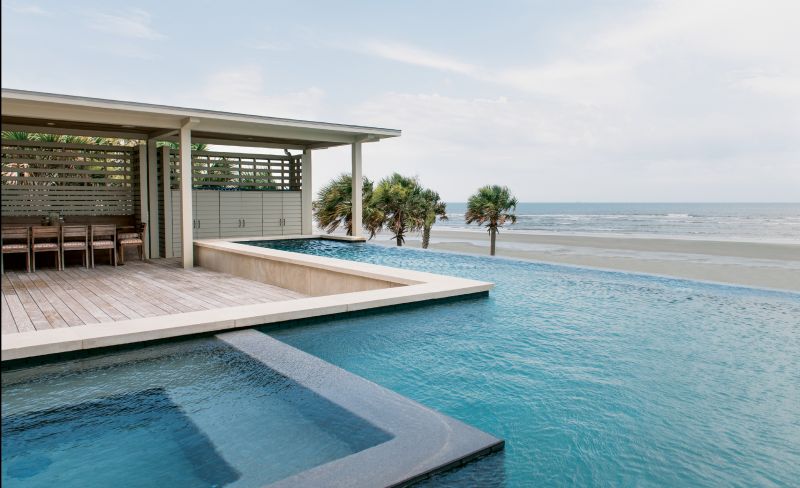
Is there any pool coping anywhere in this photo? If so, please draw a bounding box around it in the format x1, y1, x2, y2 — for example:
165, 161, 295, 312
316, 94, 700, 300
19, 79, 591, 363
217, 329, 504, 488
1, 238, 493, 361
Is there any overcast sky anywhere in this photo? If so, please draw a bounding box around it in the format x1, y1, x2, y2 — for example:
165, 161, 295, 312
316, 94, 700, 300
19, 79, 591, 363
3, 0, 798, 202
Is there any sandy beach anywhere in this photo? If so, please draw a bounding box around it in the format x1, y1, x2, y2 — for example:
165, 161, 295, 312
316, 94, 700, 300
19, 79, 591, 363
368, 229, 800, 292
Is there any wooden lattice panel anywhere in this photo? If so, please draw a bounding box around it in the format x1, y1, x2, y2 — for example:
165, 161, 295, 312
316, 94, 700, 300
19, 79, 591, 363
1, 140, 138, 216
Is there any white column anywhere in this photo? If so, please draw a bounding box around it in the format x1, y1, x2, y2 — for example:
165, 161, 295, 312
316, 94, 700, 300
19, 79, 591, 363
179, 121, 195, 268
301, 149, 313, 235
351, 142, 363, 238
146, 139, 160, 258
137, 142, 150, 258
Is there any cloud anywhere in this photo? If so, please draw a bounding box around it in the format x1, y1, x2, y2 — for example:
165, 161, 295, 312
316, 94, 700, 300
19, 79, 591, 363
360, 1, 800, 110
362, 41, 476, 75
335, 85, 800, 201
9, 4, 50, 15
733, 74, 800, 98
87, 9, 165, 40
195, 65, 325, 120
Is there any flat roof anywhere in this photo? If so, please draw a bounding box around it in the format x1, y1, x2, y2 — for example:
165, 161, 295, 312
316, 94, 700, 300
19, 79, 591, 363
1, 89, 401, 149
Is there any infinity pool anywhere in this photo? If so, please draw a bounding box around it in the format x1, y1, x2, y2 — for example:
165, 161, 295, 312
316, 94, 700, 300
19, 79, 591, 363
250, 239, 800, 487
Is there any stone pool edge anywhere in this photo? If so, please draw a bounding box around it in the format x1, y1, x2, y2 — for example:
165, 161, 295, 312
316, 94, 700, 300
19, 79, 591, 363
218, 329, 505, 488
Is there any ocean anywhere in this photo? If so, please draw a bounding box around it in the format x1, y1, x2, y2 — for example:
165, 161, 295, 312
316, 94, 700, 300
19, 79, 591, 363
439, 203, 800, 243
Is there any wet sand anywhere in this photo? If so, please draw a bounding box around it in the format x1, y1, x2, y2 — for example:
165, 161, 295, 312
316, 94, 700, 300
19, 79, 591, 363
368, 229, 800, 292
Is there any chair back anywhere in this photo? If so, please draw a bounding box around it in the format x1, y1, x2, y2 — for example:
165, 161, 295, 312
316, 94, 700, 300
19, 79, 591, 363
31, 226, 60, 242
2, 227, 29, 242
62, 225, 88, 240
91, 225, 116, 240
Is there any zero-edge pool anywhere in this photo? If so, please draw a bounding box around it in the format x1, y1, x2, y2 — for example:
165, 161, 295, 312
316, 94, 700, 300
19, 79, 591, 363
3, 238, 799, 487
247, 239, 800, 487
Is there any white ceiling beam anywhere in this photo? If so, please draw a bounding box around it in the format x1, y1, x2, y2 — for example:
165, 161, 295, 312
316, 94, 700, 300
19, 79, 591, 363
0, 123, 147, 140
147, 128, 178, 139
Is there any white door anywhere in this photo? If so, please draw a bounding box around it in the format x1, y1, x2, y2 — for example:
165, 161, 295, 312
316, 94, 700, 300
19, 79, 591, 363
282, 191, 302, 235
194, 190, 220, 239
240, 192, 263, 237
262, 192, 283, 236
219, 192, 245, 237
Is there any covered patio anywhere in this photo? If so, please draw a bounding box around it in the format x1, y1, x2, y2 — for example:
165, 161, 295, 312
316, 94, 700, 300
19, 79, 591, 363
1, 88, 401, 269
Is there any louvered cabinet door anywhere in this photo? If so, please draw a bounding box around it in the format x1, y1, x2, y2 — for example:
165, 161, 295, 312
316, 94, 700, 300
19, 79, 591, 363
193, 190, 220, 239
282, 191, 302, 235
240, 192, 263, 237
262, 192, 283, 236
219, 192, 246, 237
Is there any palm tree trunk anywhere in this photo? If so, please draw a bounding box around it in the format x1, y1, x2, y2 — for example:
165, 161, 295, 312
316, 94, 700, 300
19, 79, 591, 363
490, 227, 497, 256
422, 225, 431, 249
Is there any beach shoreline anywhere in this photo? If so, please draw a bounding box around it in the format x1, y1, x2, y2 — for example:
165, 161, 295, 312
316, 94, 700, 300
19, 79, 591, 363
367, 229, 800, 292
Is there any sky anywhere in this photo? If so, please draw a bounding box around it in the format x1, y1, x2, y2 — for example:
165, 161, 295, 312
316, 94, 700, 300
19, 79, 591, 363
2, 0, 799, 202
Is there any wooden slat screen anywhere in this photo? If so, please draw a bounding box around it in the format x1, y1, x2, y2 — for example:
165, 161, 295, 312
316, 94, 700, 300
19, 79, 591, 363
1, 139, 138, 216
166, 149, 302, 191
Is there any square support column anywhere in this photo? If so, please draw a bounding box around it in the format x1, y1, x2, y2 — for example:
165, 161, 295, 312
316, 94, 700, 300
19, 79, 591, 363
301, 149, 313, 235
351, 142, 363, 238
179, 120, 197, 268
137, 142, 150, 258
146, 139, 160, 258
162, 146, 173, 258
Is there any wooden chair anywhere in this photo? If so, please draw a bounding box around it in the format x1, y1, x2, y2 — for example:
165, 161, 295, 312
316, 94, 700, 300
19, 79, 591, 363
90, 225, 116, 268
117, 222, 147, 265
1, 227, 31, 274
61, 225, 89, 269
31, 226, 61, 272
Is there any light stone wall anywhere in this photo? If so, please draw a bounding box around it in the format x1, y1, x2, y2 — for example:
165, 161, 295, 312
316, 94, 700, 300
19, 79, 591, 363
195, 245, 400, 296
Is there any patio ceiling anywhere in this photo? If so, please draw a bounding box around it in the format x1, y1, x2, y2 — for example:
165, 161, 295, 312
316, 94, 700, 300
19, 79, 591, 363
1, 89, 401, 150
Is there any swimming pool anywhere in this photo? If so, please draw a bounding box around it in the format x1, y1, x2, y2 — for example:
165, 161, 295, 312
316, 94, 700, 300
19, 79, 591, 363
2, 338, 392, 487
249, 239, 800, 487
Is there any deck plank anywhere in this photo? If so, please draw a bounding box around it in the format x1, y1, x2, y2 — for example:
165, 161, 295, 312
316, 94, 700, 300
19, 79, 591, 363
4, 293, 35, 332
59, 268, 144, 320
36, 271, 100, 325
17, 272, 81, 327
1, 258, 307, 335
43, 269, 120, 322
1, 294, 18, 334
5, 272, 52, 330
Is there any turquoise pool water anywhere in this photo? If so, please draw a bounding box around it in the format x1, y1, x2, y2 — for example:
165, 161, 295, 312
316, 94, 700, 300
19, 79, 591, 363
2, 338, 391, 487
251, 239, 800, 487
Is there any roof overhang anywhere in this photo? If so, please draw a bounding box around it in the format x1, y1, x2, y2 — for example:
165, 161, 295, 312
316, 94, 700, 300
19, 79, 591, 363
1, 89, 401, 150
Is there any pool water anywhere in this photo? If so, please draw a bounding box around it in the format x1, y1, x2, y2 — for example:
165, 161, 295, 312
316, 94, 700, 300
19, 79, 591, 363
251, 239, 800, 487
2, 339, 391, 488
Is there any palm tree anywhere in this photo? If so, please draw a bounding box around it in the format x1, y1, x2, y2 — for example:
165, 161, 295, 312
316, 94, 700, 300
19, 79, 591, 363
313, 173, 375, 236
420, 189, 447, 249
465, 185, 517, 256
370, 173, 425, 246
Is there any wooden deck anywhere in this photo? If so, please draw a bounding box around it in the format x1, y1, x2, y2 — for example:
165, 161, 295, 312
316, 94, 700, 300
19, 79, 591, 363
1, 258, 306, 334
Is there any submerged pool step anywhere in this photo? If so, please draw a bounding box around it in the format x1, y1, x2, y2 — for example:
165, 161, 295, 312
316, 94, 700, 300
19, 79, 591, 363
217, 329, 505, 488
